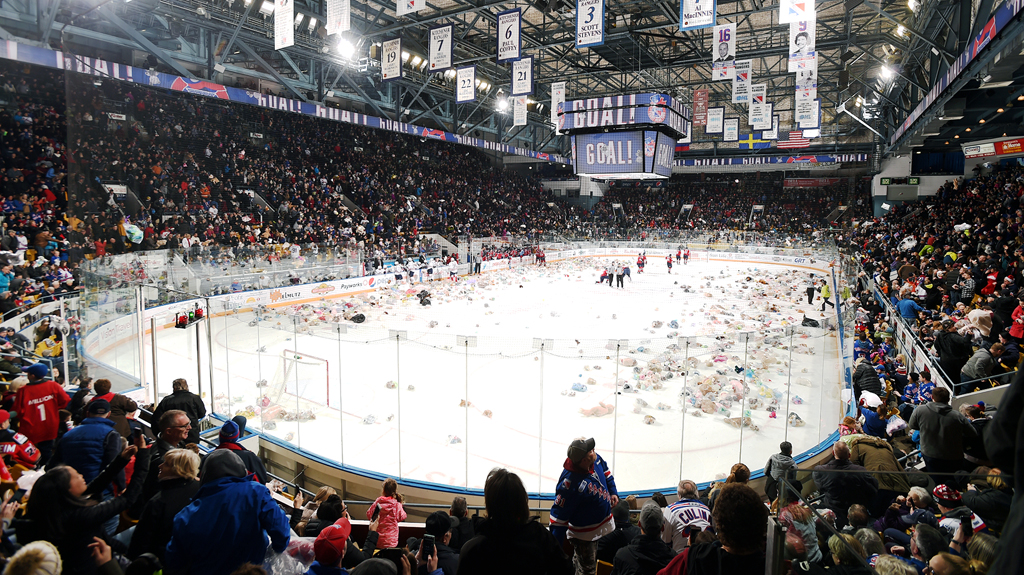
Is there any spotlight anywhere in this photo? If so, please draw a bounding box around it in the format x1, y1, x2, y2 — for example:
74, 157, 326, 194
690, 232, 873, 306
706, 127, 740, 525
336, 38, 356, 59
997, 108, 1004, 113
979, 119, 986, 123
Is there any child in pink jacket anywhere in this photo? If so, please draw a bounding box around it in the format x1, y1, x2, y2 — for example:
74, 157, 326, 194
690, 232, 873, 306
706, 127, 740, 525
366, 477, 407, 548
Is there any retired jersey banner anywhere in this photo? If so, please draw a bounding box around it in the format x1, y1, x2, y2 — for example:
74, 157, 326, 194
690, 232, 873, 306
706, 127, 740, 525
706, 106, 724, 133
731, 59, 751, 104
713, 23, 736, 80
693, 89, 709, 126
680, 120, 692, 144
456, 66, 476, 103
551, 81, 566, 128
788, 19, 816, 72
274, 0, 294, 50
497, 9, 522, 62
513, 96, 527, 126
381, 38, 402, 82
576, 0, 605, 48
779, 0, 813, 24
326, 0, 350, 34
763, 115, 780, 139
752, 102, 773, 130
428, 25, 453, 72
511, 56, 534, 96
723, 117, 739, 141
795, 58, 817, 101
396, 0, 422, 17
680, 0, 716, 31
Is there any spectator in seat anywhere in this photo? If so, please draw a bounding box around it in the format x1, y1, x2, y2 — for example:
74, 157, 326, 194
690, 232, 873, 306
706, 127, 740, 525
658, 483, 767, 575
812, 441, 878, 528
447, 496, 475, 552
291, 486, 338, 535
12, 362, 69, 465
420, 510, 459, 575
307, 517, 354, 575
19, 435, 150, 575
611, 502, 675, 575
846, 434, 912, 517
933, 319, 973, 385
852, 358, 883, 403
131, 409, 191, 520
890, 524, 945, 574
962, 470, 1011, 534
458, 467, 572, 575
0, 408, 40, 469
908, 386, 976, 484
550, 437, 619, 575
215, 416, 268, 483
662, 480, 711, 554
959, 343, 1004, 393
367, 477, 407, 549
128, 448, 201, 561
598, 501, 640, 563
165, 449, 290, 575
763, 442, 797, 503
151, 378, 205, 445
707, 463, 749, 512
88, 378, 138, 439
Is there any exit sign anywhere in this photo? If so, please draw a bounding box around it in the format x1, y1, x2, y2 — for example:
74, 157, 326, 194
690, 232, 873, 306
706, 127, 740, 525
908, 177, 920, 185
880, 177, 892, 185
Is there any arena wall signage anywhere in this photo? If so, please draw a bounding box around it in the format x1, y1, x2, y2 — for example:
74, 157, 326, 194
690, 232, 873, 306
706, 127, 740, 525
891, 0, 1024, 145
0, 41, 569, 165
675, 154, 867, 166
557, 93, 690, 138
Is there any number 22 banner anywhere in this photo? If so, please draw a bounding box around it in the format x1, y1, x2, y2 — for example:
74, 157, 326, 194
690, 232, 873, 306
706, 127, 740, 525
456, 66, 476, 103
576, 0, 604, 48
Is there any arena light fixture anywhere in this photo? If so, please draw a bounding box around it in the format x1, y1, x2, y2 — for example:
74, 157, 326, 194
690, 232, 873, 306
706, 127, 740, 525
997, 108, 1004, 113
896, 25, 907, 37
954, 135, 959, 138
496, 89, 508, 111
966, 127, 971, 131
294, 13, 304, 27
879, 66, 893, 79
410, 55, 422, 67
979, 118, 986, 123
258, 1, 274, 15
336, 38, 356, 59
401, 51, 410, 63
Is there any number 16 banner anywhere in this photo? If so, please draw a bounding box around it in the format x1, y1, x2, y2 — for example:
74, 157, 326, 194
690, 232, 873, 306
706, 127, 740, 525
576, 0, 604, 48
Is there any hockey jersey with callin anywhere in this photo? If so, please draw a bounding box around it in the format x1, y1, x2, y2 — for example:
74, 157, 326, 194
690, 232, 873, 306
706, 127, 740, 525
550, 455, 618, 542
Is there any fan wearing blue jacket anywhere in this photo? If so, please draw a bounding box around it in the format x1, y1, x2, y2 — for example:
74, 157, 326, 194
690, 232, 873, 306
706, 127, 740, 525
550, 437, 619, 575
165, 449, 290, 575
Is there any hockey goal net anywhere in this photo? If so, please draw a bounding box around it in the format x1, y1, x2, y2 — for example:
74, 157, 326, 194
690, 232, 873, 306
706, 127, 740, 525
267, 349, 331, 409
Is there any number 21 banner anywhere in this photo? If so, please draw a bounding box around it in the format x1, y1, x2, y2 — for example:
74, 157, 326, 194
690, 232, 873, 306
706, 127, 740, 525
511, 56, 534, 96
456, 66, 476, 103
576, 0, 604, 48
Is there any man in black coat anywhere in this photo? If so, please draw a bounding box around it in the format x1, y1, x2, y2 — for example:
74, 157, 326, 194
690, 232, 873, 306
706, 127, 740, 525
151, 378, 206, 445
447, 496, 476, 553
610, 502, 676, 575
852, 358, 882, 402
420, 511, 459, 575
933, 319, 974, 383
597, 501, 640, 563
812, 441, 879, 529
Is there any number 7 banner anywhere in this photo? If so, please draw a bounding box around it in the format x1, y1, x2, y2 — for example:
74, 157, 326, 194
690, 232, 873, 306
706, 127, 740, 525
428, 25, 453, 72
576, 0, 604, 48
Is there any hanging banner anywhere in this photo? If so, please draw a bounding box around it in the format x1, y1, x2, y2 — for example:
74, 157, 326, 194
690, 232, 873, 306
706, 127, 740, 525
326, 0, 350, 34
752, 102, 773, 130
497, 9, 522, 62
763, 115, 780, 139
693, 88, 709, 126
551, 81, 566, 128
456, 66, 476, 103
706, 107, 724, 133
513, 96, 527, 126
723, 117, 739, 141
511, 56, 534, 96
428, 25, 453, 72
713, 23, 735, 80
796, 98, 819, 127
731, 59, 751, 104
274, 0, 294, 50
381, 38, 402, 82
680, 120, 692, 144
576, 0, 605, 48
397, 0, 423, 18
779, 0, 814, 23
795, 58, 817, 101
680, 0, 717, 31
788, 19, 816, 72
750, 83, 766, 105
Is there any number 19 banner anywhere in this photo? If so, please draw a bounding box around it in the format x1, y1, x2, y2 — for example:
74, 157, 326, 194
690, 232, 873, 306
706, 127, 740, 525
576, 0, 604, 48
381, 38, 402, 82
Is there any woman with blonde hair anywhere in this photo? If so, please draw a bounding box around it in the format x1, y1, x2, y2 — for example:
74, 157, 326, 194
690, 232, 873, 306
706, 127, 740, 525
707, 463, 750, 511
128, 448, 202, 560
289, 485, 337, 534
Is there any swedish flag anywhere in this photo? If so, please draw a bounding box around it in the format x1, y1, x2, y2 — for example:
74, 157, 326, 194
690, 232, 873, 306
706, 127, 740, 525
739, 132, 771, 150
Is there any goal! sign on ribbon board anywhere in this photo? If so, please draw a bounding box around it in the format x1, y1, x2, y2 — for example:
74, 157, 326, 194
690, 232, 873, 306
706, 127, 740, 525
511, 56, 534, 96
680, 0, 717, 31
274, 0, 294, 50
576, 0, 605, 48
456, 66, 476, 103
381, 38, 402, 82
428, 25, 453, 72
326, 0, 350, 34
497, 9, 522, 62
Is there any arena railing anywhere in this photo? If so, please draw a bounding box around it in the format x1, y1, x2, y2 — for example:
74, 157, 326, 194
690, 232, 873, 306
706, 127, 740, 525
80, 241, 853, 496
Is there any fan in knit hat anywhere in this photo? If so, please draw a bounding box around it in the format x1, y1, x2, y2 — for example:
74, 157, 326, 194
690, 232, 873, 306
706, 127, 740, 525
4, 540, 62, 575
932, 485, 963, 507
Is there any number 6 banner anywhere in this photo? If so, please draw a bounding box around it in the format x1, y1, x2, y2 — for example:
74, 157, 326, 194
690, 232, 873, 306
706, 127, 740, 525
428, 25, 453, 72
497, 9, 521, 62
381, 38, 402, 82
456, 66, 476, 103
511, 56, 534, 96
576, 0, 604, 48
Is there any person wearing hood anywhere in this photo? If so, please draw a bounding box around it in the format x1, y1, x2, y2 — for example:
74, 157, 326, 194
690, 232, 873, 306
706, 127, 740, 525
610, 502, 675, 575
598, 501, 641, 563
763, 442, 797, 503
550, 437, 619, 575
215, 416, 268, 483
908, 387, 976, 484
165, 449, 290, 575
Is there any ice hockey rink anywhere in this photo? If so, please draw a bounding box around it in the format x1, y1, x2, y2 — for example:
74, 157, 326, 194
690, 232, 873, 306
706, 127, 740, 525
96, 254, 844, 494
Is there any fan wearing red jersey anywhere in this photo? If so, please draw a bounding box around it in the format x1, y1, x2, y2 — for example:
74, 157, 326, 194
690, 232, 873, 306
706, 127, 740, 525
12, 363, 69, 466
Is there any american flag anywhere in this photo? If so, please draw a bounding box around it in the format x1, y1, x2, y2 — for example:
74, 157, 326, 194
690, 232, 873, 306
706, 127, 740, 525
776, 131, 811, 149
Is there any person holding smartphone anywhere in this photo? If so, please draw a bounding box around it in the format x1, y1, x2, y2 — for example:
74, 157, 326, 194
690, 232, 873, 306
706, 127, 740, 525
417, 511, 460, 575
